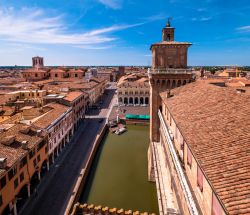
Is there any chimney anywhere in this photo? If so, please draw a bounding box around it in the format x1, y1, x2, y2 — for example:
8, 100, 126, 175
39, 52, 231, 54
167, 90, 171, 98
0, 158, 7, 169
36, 130, 42, 137
21, 141, 28, 150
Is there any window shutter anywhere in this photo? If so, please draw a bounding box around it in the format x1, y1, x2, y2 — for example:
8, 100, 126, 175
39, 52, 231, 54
197, 166, 203, 192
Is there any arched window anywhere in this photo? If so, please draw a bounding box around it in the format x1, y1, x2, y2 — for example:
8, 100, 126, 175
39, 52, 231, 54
140, 97, 144, 105
167, 80, 171, 88
145, 97, 149, 105
134, 97, 139, 104
129, 97, 133, 104
172, 80, 176, 88
124, 97, 128, 104
177, 80, 182, 87
167, 34, 171, 41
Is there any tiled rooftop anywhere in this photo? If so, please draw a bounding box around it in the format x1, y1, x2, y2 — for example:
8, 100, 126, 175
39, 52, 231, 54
0, 124, 43, 169
23, 68, 48, 73
160, 80, 250, 215
63, 91, 83, 102
32, 103, 71, 129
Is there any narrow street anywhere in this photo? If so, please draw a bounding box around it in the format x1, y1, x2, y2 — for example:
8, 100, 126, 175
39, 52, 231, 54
20, 89, 116, 215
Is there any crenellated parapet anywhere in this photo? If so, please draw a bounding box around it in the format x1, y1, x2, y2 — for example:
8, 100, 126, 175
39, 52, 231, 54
70, 203, 156, 215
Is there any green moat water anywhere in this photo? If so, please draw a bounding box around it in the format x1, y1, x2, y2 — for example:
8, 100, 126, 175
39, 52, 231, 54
80, 125, 158, 214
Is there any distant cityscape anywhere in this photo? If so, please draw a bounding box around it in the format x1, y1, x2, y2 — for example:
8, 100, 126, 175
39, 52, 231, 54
0, 10, 249, 215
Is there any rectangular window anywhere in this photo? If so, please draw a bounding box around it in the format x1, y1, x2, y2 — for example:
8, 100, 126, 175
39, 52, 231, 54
14, 178, 19, 189
20, 156, 27, 169
197, 166, 203, 192
187, 147, 192, 167
20, 172, 24, 182
0, 176, 6, 190
33, 158, 37, 167
181, 140, 184, 150
212, 193, 222, 215
29, 150, 35, 159
8, 166, 17, 181
0, 195, 2, 206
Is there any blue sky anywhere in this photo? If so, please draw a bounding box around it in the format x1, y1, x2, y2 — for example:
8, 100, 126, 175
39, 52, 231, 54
0, 0, 249, 66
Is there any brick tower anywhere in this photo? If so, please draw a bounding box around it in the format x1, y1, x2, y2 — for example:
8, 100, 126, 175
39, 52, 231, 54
148, 19, 194, 181
32, 56, 44, 68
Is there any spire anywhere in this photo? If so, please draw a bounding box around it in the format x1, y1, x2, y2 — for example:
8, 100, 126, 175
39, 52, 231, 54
166, 17, 172, 27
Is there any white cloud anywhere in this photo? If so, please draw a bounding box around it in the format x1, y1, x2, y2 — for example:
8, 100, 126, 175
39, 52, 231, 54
191, 17, 212, 22
197, 8, 207, 12
143, 13, 167, 22
98, 0, 122, 9
73, 45, 114, 50
0, 7, 142, 46
236, 26, 250, 32
200, 17, 212, 21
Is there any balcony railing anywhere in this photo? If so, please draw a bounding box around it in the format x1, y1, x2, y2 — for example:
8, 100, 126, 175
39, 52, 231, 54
158, 110, 199, 215
148, 68, 193, 75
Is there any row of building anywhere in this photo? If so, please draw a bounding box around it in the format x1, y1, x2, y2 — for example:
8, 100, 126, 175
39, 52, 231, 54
22, 57, 125, 82
0, 90, 90, 214
0, 60, 109, 214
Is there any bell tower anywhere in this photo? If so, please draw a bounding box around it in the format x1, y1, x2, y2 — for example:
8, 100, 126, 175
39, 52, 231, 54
162, 18, 175, 41
148, 20, 194, 181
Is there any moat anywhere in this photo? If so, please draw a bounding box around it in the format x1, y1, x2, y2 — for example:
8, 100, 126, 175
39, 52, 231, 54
80, 125, 158, 214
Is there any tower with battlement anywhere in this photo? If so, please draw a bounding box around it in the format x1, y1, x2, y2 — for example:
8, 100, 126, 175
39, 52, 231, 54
148, 20, 195, 182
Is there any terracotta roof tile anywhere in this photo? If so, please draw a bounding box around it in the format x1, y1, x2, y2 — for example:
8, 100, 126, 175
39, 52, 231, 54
161, 80, 250, 215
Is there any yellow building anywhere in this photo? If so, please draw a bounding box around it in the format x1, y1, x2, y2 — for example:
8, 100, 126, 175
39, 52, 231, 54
0, 124, 48, 215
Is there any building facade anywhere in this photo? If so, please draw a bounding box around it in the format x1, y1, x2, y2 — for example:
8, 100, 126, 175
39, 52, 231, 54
0, 124, 48, 215
32, 103, 73, 165
61, 91, 86, 130
117, 74, 150, 106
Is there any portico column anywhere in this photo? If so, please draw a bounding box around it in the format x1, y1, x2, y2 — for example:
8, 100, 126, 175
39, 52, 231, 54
67, 134, 70, 143
46, 160, 50, 171
52, 153, 55, 164
27, 183, 31, 197
13, 199, 17, 215
38, 171, 41, 181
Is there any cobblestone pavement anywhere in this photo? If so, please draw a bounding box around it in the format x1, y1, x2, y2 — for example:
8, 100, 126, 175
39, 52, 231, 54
20, 89, 115, 215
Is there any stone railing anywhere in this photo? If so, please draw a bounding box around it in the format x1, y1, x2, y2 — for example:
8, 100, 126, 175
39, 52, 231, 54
158, 110, 199, 215
148, 68, 193, 75
70, 203, 156, 215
